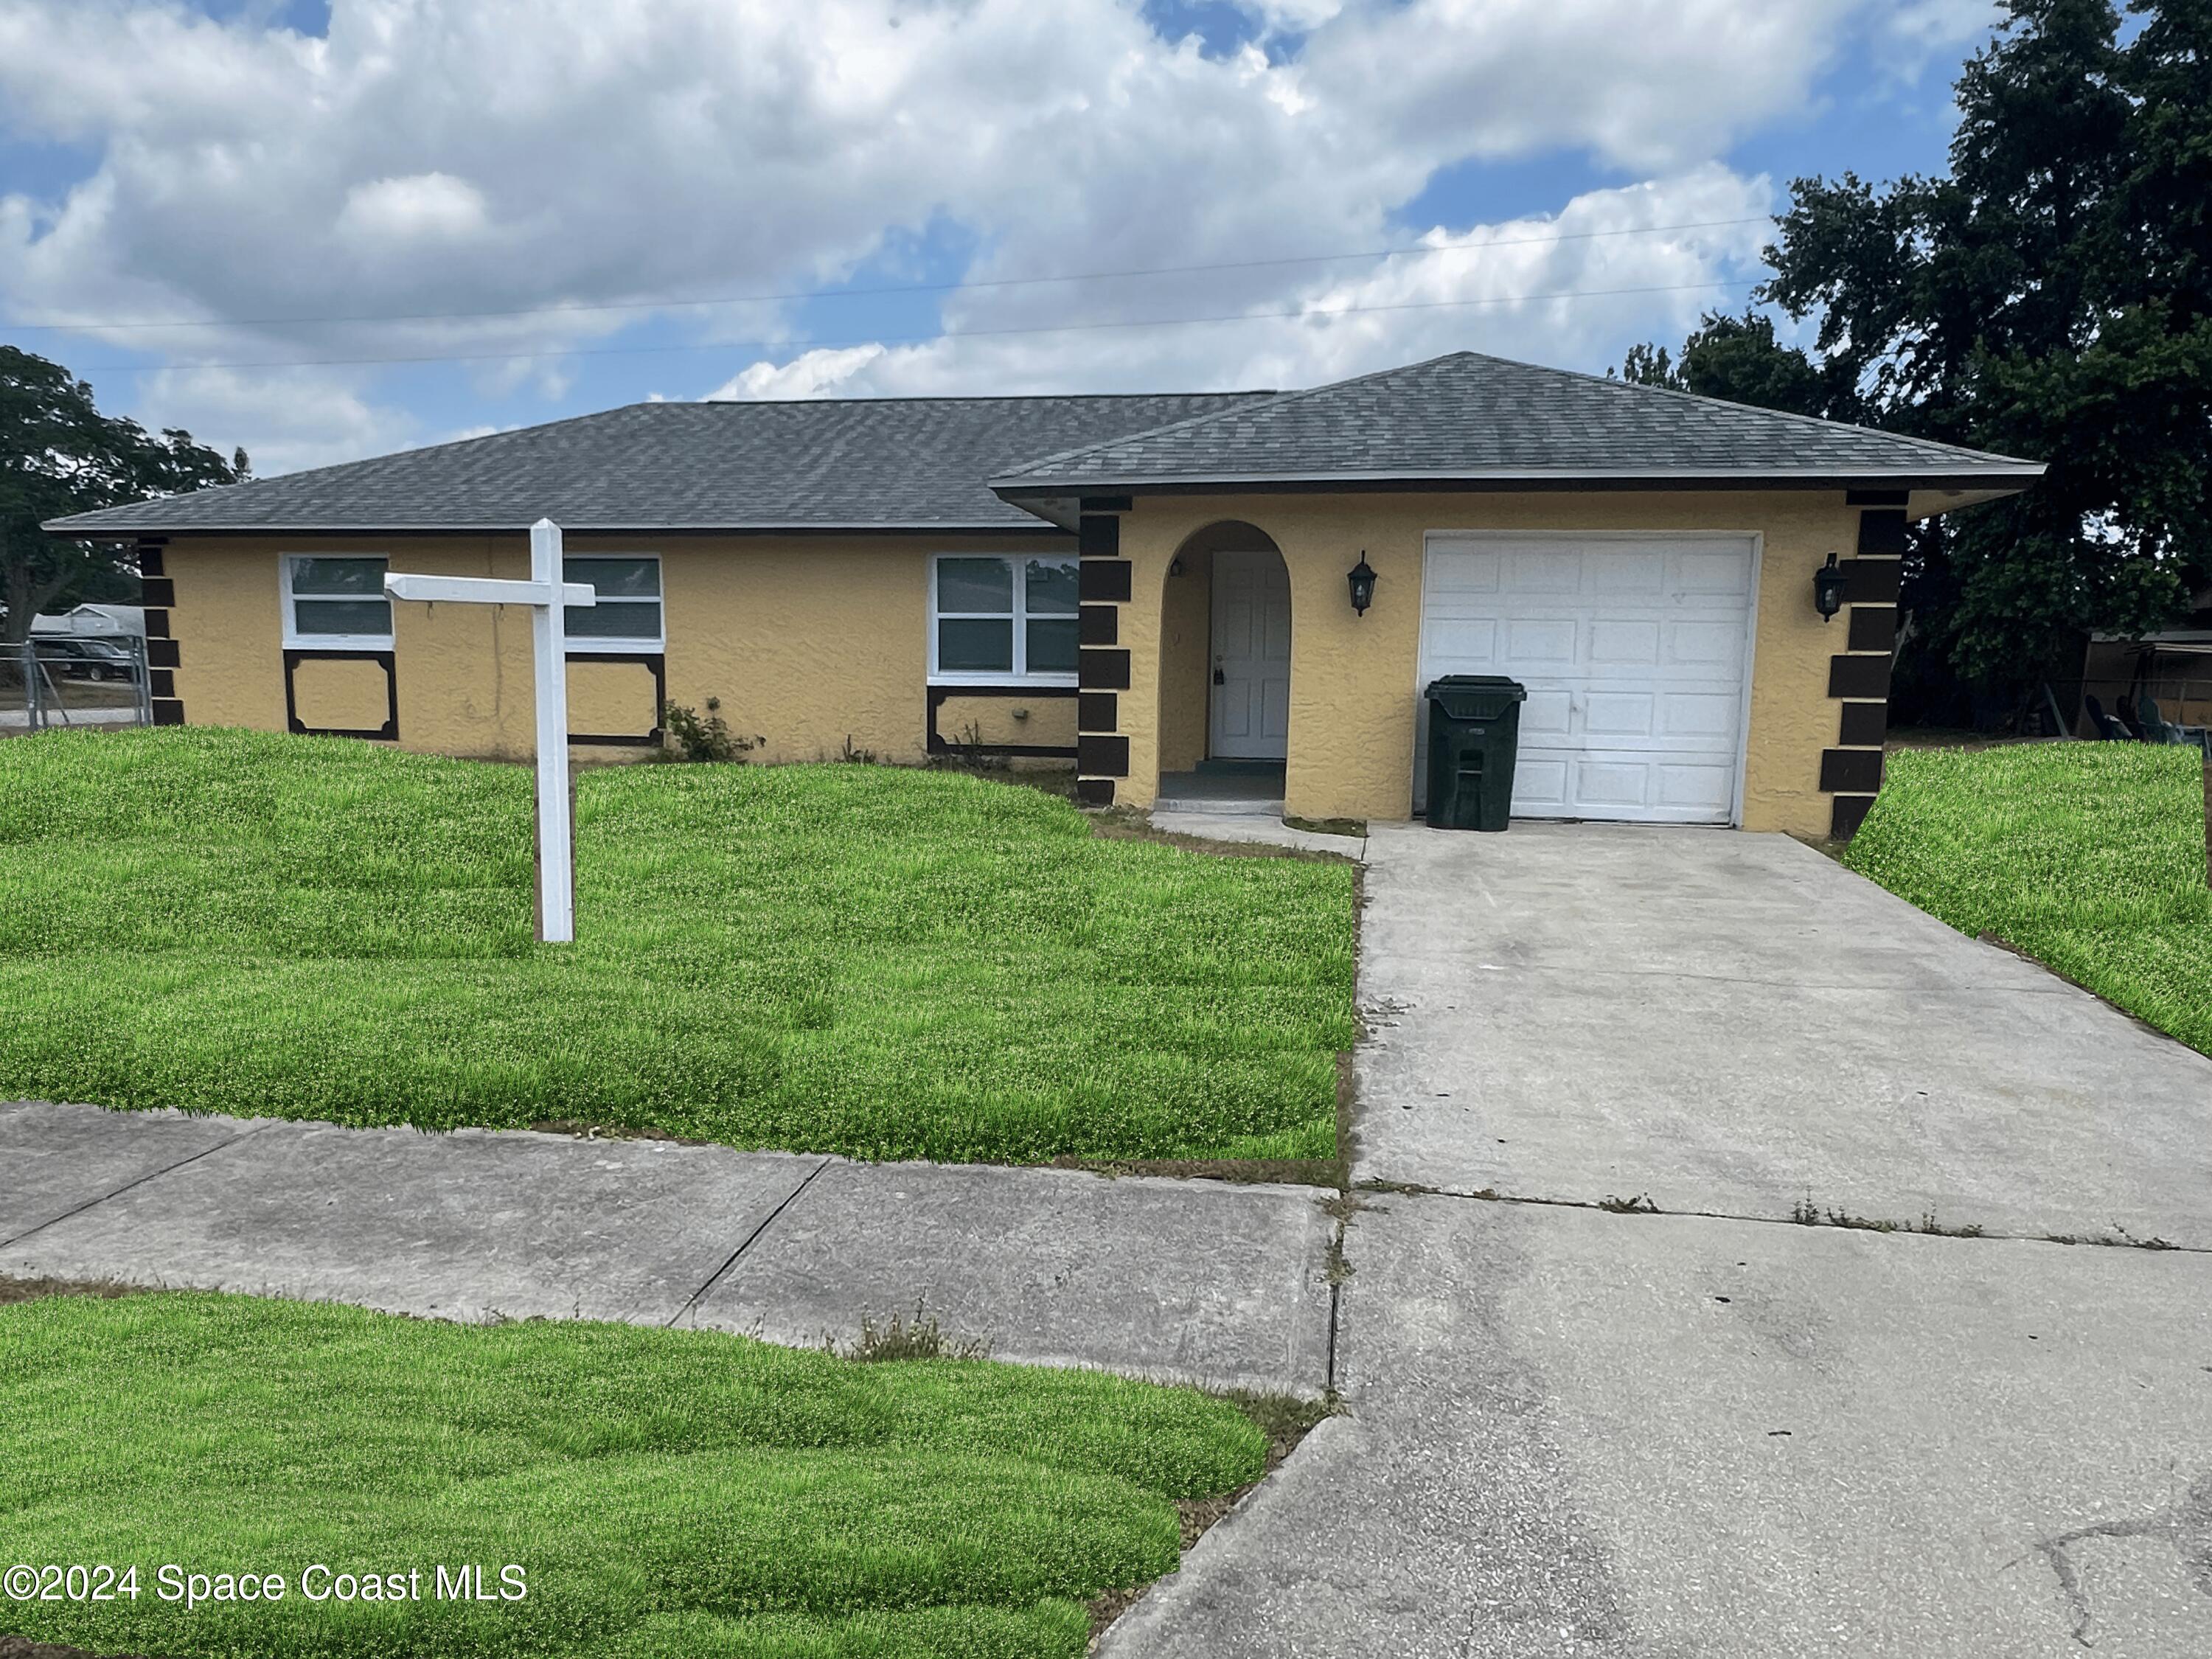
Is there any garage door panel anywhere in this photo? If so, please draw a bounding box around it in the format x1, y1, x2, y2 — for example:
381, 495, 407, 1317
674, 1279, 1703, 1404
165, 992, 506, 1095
1584, 691, 1656, 737
1655, 762, 1739, 815
1573, 761, 1652, 809
1660, 691, 1742, 739
1428, 547, 1501, 591
1511, 756, 1572, 812
1589, 618, 1660, 666
1585, 550, 1666, 598
1424, 617, 1498, 664
1506, 550, 1583, 593
1418, 535, 1754, 824
1503, 617, 1578, 665
1520, 688, 1574, 740
1667, 621, 1747, 669
1674, 549, 1756, 594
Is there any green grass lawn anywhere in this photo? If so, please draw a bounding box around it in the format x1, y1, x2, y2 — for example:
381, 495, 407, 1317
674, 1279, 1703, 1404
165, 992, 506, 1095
1846, 743, 2212, 1055
0, 728, 1354, 1163
0, 1287, 1267, 1658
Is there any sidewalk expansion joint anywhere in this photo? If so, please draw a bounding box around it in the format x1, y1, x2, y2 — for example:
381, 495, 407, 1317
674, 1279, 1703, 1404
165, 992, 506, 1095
1351, 1180, 2211, 1256
664, 1158, 832, 1327
0, 1122, 274, 1251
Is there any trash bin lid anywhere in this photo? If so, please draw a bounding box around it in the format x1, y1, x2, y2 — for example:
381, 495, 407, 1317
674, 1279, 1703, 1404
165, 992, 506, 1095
1425, 675, 1528, 719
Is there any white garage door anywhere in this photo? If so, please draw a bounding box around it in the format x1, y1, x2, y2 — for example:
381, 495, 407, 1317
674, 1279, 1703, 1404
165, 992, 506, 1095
1416, 534, 1757, 824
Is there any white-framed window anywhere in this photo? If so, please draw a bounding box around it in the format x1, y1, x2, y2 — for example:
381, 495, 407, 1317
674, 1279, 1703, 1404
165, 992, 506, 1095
282, 554, 392, 648
562, 554, 664, 652
929, 554, 1079, 684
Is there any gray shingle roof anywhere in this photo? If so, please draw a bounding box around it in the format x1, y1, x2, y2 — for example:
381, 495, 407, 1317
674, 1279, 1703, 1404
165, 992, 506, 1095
47, 350, 2044, 538
990, 352, 2044, 494
45, 392, 1270, 535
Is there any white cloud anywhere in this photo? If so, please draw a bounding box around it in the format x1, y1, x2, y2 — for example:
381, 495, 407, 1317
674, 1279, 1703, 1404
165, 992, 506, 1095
335, 173, 493, 248
0, 0, 1893, 468
709, 166, 1775, 401
124, 364, 417, 478
1882, 0, 2003, 62
1224, 0, 1347, 37
709, 344, 888, 402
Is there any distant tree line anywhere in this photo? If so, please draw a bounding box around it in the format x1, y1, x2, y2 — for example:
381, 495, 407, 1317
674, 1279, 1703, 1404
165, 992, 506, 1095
1, 345, 246, 643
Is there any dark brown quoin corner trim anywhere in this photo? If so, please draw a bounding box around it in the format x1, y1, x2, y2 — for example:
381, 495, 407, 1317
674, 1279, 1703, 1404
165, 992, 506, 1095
1830, 793, 1878, 840
1076, 507, 1129, 807
1825, 505, 1906, 840
1077, 734, 1130, 778
1078, 559, 1132, 603
1819, 746, 1885, 795
139, 552, 184, 723
1837, 700, 1888, 748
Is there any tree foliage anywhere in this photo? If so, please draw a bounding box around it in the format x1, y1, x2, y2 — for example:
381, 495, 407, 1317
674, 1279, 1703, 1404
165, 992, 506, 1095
1613, 311, 1840, 419
1, 346, 247, 641
1622, 0, 2212, 692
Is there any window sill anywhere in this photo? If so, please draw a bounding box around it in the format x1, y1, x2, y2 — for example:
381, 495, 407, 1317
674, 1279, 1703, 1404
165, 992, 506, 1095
284, 638, 394, 653
928, 674, 1079, 689
564, 641, 666, 655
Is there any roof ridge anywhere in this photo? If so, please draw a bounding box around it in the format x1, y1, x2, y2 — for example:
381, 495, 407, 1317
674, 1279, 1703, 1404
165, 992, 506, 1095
992, 351, 1473, 484
698, 389, 1273, 408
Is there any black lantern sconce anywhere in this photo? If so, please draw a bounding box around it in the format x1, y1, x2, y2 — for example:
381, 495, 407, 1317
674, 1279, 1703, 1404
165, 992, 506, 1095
1812, 552, 1848, 623
1347, 553, 1378, 618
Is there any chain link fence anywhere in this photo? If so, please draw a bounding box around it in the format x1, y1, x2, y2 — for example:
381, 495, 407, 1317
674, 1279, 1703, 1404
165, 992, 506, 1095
1, 637, 153, 734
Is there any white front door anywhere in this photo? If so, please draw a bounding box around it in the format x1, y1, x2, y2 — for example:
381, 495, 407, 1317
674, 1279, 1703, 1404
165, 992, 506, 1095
1209, 548, 1292, 759
1416, 533, 1757, 824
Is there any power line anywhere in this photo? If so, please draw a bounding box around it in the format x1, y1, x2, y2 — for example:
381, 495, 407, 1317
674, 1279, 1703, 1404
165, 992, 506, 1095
5, 215, 1774, 335
69, 277, 1762, 375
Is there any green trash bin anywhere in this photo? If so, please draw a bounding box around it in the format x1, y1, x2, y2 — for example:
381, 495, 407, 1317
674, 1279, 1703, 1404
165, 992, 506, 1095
1424, 675, 1528, 832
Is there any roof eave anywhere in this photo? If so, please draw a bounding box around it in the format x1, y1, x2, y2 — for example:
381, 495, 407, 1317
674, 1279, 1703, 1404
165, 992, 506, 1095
41, 518, 1077, 540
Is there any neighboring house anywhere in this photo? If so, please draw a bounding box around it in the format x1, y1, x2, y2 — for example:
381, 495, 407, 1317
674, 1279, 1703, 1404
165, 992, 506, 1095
28, 604, 147, 639
45, 352, 2040, 838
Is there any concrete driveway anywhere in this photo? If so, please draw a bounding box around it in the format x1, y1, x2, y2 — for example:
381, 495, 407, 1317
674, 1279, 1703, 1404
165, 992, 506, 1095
1355, 821, 2212, 1247
1109, 822, 2212, 1659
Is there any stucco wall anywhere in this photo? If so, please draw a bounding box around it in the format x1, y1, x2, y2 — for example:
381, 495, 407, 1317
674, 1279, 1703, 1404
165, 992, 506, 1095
1157, 545, 1213, 774
933, 692, 1078, 750
162, 532, 1071, 764
1112, 492, 1867, 838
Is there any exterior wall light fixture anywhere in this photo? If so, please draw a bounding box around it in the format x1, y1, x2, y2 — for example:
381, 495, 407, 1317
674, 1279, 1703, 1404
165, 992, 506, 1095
1347, 554, 1378, 617
1813, 552, 1848, 623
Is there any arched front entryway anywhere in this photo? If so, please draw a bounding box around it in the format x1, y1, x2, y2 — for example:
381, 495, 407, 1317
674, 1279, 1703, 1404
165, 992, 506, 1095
1155, 520, 1291, 813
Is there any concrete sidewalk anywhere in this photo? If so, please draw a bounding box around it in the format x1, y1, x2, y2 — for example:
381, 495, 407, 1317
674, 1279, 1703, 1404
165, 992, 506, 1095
0, 1099, 1338, 1397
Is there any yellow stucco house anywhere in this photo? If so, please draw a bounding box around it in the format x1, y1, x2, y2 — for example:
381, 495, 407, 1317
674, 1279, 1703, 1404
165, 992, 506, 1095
48, 352, 2040, 839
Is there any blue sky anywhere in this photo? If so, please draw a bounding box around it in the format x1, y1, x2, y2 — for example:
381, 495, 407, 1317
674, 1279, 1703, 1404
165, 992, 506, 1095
0, 0, 2000, 476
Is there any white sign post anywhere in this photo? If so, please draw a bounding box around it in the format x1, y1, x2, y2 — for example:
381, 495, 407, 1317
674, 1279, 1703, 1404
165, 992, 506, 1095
383, 518, 597, 942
